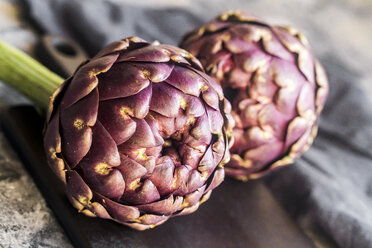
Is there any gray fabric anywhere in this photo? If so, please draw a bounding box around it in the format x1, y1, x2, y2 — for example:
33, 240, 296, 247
22, 0, 372, 247
265, 59, 372, 248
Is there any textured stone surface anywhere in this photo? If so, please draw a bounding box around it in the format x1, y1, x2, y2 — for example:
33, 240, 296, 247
0, 133, 72, 248
0, 0, 371, 247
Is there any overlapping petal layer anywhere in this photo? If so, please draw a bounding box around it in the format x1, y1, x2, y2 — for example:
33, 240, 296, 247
44, 37, 233, 230
180, 11, 329, 181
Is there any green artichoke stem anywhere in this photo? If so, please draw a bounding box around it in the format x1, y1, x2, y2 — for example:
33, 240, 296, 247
0, 41, 64, 109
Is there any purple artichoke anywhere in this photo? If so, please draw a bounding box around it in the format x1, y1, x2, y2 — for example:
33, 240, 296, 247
180, 11, 329, 181
44, 37, 233, 230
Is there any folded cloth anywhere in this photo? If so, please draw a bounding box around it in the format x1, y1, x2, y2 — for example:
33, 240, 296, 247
22, 0, 372, 247
265, 59, 372, 248
23, 0, 204, 55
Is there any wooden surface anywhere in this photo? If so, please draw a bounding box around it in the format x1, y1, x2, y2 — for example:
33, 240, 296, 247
1, 105, 315, 248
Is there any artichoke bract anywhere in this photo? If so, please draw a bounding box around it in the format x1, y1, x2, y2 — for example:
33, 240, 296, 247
180, 11, 329, 181
44, 37, 233, 230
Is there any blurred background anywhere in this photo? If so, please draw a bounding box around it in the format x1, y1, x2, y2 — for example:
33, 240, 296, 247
0, 0, 371, 247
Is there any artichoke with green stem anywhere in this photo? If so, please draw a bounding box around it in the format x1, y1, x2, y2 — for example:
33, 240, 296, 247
0, 36, 234, 230
180, 11, 329, 181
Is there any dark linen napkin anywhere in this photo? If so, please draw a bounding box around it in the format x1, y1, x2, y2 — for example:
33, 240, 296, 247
22, 0, 372, 247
